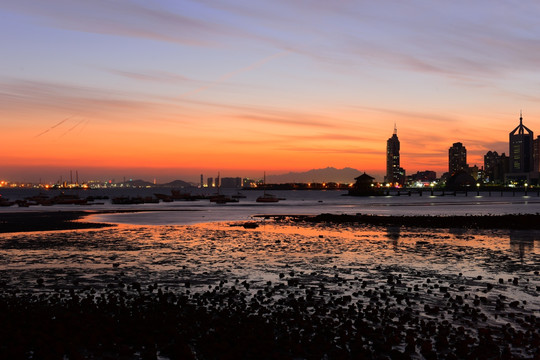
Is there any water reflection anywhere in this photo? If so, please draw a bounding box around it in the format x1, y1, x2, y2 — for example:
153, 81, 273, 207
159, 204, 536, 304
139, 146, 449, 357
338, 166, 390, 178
385, 226, 401, 247
448, 227, 468, 236
509, 229, 538, 260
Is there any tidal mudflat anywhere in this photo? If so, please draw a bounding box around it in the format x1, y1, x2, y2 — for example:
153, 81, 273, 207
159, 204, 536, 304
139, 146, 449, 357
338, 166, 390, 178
0, 219, 538, 359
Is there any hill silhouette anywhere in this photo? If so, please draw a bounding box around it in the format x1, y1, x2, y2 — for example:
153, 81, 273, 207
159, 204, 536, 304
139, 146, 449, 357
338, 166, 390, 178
161, 179, 193, 188
267, 167, 365, 184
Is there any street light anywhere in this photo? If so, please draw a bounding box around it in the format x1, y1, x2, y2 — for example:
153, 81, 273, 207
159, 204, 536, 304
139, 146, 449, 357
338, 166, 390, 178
476, 183, 480, 196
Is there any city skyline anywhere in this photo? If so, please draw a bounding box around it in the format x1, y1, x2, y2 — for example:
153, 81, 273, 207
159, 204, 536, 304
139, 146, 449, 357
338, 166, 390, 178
2, 113, 538, 185
2, 1, 540, 182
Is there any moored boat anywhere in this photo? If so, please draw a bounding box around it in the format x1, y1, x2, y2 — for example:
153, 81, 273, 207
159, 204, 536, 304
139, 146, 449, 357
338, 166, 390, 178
256, 193, 279, 203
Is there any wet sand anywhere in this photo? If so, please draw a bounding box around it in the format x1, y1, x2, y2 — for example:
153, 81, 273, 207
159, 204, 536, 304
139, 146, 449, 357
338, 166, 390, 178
0, 215, 538, 359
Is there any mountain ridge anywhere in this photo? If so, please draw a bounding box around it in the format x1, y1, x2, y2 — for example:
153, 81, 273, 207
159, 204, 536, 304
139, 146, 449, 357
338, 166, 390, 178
267, 167, 366, 184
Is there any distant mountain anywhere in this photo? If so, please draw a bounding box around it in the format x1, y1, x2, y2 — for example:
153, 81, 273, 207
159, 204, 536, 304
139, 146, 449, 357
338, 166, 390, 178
267, 167, 365, 184
160, 179, 193, 188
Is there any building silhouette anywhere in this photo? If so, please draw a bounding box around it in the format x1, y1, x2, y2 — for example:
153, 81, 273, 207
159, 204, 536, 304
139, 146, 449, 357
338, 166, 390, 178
484, 151, 508, 184
385, 124, 405, 185
532, 135, 540, 173
509, 112, 534, 174
349, 172, 381, 196
448, 142, 467, 175
220, 177, 242, 188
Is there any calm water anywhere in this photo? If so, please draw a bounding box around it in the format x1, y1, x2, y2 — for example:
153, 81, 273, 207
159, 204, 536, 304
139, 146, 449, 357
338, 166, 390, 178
2, 188, 540, 225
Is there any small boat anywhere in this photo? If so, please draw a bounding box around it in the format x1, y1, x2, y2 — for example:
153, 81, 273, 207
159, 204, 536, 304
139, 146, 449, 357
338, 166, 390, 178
256, 172, 281, 203
51, 194, 87, 205
111, 196, 144, 204
16, 200, 30, 207
256, 193, 279, 203
142, 196, 159, 203
210, 194, 239, 204
171, 190, 199, 200
154, 193, 173, 202
25, 193, 51, 205
209, 175, 239, 204
0, 195, 14, 207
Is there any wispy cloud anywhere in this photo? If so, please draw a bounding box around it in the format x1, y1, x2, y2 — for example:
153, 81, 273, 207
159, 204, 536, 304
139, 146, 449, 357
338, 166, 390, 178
237, 113, 333, 129
277, 146, 383, 156
5, 0, 540, 83
354, 106, 461, 124
0, 78, 167, 116
1, 0, 246, 46
106, 69, 193, 84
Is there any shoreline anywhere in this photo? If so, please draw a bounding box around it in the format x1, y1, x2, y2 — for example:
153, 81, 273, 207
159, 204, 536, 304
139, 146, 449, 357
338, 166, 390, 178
2, 210, 540, 233
257, 213, 540, 230
0, 210, 113, 233
0, 210, 153, 233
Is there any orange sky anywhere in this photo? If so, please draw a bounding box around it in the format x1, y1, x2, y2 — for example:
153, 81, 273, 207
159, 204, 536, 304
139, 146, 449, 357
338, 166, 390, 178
1, 1, 540, 182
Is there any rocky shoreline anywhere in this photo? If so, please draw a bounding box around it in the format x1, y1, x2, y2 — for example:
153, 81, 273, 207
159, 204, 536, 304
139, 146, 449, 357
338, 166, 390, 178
1, 279, 538, 359
259, 213, 540, 230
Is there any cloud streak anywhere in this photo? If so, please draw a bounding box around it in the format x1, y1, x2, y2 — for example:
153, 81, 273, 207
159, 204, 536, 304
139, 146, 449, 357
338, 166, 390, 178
106, 69, 193, 84
34, 116, 72, 138
1, 0, 247, 46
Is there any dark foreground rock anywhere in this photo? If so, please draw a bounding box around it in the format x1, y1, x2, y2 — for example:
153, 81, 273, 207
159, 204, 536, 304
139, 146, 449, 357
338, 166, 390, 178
1, 283, 539, 360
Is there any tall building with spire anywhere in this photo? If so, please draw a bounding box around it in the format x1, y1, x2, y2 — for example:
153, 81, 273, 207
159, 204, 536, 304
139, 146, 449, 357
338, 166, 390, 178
385, 124, 405, 185
509, 112, 534, 174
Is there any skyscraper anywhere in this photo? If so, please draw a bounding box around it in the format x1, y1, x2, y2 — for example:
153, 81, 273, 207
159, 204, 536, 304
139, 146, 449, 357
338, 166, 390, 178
385, 124, 404, 185
533, 136, 540, 173
448, 142, 467, 175
509, 112, 534, 173
484, 151, 508, 184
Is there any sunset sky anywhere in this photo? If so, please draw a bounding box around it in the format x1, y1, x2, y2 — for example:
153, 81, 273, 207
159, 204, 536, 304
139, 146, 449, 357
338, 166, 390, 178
1, 1, 540, 183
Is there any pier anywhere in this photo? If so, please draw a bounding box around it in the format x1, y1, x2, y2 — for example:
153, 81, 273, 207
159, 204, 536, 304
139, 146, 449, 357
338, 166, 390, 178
381, 189, 539, 197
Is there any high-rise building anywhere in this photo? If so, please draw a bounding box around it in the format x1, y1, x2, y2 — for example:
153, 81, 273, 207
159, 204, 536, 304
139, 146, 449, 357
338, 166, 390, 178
220, 177, 242, 188
484, 151, 508, 183
385, 124, 404, 185
484, 151, 498, 179
509, 112, 534, 173
533, 136, 540, 173
448, 142, 467, 174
